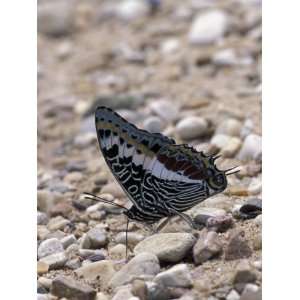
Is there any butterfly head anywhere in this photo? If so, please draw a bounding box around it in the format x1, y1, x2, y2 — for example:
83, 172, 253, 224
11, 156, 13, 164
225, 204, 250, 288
204, 155, 239, 195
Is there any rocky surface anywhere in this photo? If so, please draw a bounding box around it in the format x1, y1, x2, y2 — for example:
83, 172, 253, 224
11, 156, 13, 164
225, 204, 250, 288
37, 0, 261, 298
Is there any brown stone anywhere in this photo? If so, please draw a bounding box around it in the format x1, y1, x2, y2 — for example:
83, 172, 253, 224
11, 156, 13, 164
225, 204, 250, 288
225, 229, 252, 260
51, 276, 96, 300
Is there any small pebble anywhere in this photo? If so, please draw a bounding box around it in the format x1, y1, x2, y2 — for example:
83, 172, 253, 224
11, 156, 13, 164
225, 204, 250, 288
206, 215, 233, 232
189, 10, 229, 45
176, 116, 209, 140
39, 252, 67, 270
112, 285, 135, 300
216, 119, 243, 137
51, 276, 96, 300
61, 234, 77, 249
115, 232, 145, 247
38, 238, 64, 259
240, 284, 261, 300
146, 282, 169, 300
101, 182, 125, 198
131, 279, 147, 300
116, 0, 149, 21
37, 261, 49, 275
47, 216, 70, 231
109, 252, 160, 288
237, 134, 262, 161
225, 230, 252, 260
193, 231, 222, 265
75, 260, 116, 286
109, 244, 127, 259
154, 264, 193, 288
37, 211, 49, 225
239, 198, 262, 219
149, 99, 179, 122
226, 289, 240, 300
38, 277, 52, 290
86, 227, 108, 248
143, 116, 163, 133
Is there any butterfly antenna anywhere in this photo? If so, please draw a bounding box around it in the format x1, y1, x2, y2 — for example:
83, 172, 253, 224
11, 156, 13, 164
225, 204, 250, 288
125, 217, 129, 261
82, 192, 129, 212
225, 166, 240, 176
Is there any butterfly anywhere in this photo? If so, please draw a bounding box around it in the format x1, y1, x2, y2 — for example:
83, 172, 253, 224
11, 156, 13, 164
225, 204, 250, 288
83, 106, 238, 255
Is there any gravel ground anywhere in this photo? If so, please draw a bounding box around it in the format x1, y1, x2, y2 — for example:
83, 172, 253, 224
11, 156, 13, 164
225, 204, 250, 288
37, 0, 261, 299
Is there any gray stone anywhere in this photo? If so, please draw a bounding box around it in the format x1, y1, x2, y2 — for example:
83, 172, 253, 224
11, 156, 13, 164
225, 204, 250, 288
37, 294, 50, 300
109, 244, 127, 259
39, 252, 67, 269
240, 284, 261, 300
222, 137, 242, 158
61, 234, 77, 249
100, 182, 125, 198
149, 99, 179, 122
51, 276, 96, 300
240, 119, 254, 139
112, 285, 135, 300
75, 260, 116, 286
134, 233, 196, 263
131, 279, 147, 300
66, 257, 82, 270
109, 252, 160, 288
237, 134, 262, 161
47, 216, 69, 231
226, 289, 240, 300
143, 116, 163, 133
233, 260, 257, 286
87, 228, 108, 248
79, 233, 92, 249
146, 282, 169, 300
65, 243, 79, 258
79, 249, 105, 259
74, 133, 96, 149
37, 211, 48, 225
254, 214, 262, 226
211, 134, 242, 157
206, 215, 233, 232
64, 171, 83, 184
116, 0, 149, 21
216, 119, 243, 137
37, 190, 63, 213
38, 0, 76, 37
161, 38, 180, 55
38, 277, 52, 290
176, 116, 209, 140
190, 207, 226, 219
154, 264, 193, 288
212, 49, 237, 66
189, 10, 229, 45
225, 230, 252, 260
38, 238, 64, 259
115, 232, 145, 247
193, 231, 222, 265
248, 178, 262, 195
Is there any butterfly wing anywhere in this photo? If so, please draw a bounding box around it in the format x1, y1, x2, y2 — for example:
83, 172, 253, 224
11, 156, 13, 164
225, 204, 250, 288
95, 106, 175, 219
141, 144, 212, 214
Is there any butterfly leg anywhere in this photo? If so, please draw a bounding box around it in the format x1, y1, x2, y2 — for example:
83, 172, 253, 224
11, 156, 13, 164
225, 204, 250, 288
155, 217, 171, 233
169, 208, 199, 230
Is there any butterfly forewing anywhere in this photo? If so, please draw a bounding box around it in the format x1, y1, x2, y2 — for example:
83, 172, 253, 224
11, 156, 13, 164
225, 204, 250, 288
95, 106, 175, 214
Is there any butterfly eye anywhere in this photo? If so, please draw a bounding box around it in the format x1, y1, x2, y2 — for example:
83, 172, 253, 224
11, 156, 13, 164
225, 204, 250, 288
206, 169, 213, 178
215, 174, 224, 185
